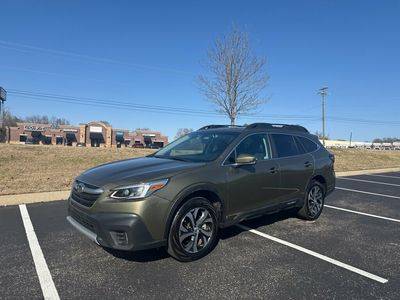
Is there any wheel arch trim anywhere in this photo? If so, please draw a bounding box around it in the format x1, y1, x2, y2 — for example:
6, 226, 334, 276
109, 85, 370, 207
163, 183, 225, 240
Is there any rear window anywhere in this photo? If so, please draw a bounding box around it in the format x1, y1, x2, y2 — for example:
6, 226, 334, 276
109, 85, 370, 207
270, 134, 300, 158
297, 136, 319, 153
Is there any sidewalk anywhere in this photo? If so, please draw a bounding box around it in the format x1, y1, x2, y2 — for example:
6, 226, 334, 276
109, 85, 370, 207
1, 167, 400, 206
0, 190, 70, 206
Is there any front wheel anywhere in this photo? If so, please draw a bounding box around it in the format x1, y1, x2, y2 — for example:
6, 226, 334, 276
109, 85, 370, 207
167, 197, 219, 262
297, 180, 325, 220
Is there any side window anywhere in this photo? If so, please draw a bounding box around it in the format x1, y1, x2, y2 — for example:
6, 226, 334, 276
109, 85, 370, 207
236, 134, 271, 161
270, 134, 300, 158
297, 136, 318, 153
225, 134, 271, 164
294, 136, 306, 154
225, 150, 236, 164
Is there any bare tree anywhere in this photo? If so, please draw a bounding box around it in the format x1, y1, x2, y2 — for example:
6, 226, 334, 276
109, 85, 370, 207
2, 109, 22, 127
24, 114, 70, 127
175, 128, 193, 139
198, 26, 269, 125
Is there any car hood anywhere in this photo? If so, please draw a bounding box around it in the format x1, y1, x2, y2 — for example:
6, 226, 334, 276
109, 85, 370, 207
76, 156, 204, 188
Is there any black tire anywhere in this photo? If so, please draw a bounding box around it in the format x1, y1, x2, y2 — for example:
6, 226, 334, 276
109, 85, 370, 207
167, 197, 219, 262
297, 180, 325, 220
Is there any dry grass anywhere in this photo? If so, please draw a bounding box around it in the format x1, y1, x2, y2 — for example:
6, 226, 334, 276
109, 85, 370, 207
1, 144, 400, 195
330, 148, 400, 172
0, 144, 154, 195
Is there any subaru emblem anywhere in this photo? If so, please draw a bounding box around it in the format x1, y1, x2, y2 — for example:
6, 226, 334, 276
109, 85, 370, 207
76, 183, 85, 193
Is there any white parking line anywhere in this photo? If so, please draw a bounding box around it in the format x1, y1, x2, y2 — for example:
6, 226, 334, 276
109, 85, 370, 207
325, 205, 400, 223
19, 205, 60, 300
335, 187, 400, 199
366, 174, 400, 179
237, 224, 388, 284
338, 177, 400, 187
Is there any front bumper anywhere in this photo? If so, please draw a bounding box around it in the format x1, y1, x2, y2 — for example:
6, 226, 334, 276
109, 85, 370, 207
67, 201, 166, 251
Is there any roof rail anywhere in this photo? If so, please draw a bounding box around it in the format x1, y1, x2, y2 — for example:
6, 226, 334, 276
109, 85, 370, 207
198, 125, 243, 130
245, 123, 309, 133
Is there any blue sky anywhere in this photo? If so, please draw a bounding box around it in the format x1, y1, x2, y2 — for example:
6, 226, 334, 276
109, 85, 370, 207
0, 0, 399, 141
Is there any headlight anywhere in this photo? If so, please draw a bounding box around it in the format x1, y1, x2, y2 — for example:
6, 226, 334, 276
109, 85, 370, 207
109, 179, 168, 200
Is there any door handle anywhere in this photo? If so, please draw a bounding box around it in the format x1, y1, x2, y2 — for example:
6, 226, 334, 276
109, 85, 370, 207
269, 167, 278, 174
304, 161, 313, 168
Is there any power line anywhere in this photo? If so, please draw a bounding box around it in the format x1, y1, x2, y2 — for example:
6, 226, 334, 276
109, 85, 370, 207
8, 89, 320, 121
1, 66, 133, 87
6, 89, 400, 126
0, 40, 193, 75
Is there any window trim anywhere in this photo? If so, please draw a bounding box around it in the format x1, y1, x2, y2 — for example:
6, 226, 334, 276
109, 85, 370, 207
222, 133, 273, 166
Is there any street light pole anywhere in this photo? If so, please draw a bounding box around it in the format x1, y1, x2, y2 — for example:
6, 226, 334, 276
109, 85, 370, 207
317, 87, 328, 146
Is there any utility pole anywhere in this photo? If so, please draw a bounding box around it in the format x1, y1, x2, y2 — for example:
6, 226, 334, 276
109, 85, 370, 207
349, 132, 353, 148
317, 87, 328, 146
0, 87, 7, 142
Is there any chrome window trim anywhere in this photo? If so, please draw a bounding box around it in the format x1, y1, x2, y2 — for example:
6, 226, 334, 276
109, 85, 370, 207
221, 132, 321, 166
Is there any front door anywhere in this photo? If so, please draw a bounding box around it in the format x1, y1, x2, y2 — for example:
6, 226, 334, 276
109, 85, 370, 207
225, 133, 282, 216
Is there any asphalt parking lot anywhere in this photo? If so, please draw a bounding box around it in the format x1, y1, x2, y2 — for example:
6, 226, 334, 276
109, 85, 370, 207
1, 172, 400, 299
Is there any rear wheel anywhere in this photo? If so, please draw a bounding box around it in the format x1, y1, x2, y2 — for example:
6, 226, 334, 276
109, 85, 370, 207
167, 197, 219, 262
297, 180, 325, 220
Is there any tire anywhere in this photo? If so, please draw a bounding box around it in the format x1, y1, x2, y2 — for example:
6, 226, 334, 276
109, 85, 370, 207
167, 197, 219, 262
297, 180, 325, 220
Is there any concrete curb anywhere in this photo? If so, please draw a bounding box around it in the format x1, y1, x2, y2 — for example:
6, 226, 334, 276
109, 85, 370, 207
1, 167, 399, 206
0, 190, 70, 206
335, 167, 400, 177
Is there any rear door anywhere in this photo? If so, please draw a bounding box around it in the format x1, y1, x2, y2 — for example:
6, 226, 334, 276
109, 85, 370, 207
269, 133, 314, 204
225, 133, 282, 216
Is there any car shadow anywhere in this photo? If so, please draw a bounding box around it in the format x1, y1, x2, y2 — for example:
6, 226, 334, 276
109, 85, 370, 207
104, 208, 298, 263
220, 208, 298, 240
103, 246, 169, 262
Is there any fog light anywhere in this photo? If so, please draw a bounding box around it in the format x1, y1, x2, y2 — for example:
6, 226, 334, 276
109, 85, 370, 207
110, 231, 128, 246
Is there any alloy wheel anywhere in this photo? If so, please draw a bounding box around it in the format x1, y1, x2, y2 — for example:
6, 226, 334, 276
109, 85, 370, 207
178, 207, 214, 254
308, 185, 323, 217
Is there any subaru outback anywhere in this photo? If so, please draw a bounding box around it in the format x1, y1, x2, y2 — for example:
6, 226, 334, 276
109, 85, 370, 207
67, 123, 335, 261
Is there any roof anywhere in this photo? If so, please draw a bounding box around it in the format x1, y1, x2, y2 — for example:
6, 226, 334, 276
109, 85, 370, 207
198, 123, 309, 134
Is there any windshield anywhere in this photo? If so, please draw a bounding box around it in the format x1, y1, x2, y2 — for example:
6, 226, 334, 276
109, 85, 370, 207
154, 131, 240, 162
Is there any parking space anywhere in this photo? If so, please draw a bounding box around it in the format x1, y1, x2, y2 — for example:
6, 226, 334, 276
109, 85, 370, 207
336, 177, 400, 198
0, 206, 42, 298
348, 174, 400, 185
325, 189, 400, 219
1, 171, 400, 298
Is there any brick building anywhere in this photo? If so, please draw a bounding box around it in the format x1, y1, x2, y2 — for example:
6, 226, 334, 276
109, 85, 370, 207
5, 121, 168, 148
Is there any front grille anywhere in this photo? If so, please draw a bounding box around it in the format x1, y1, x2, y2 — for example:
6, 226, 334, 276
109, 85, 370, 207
69, 206, 95, 231
71, 190, 100, 207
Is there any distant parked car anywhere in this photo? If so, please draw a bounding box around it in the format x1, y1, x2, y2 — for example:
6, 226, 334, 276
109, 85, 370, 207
147, 143, 160, 149
133, 143, 144, 148
24, 138, 39, 145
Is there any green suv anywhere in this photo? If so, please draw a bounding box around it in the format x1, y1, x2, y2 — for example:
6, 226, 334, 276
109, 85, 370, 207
67, 123, 335, 261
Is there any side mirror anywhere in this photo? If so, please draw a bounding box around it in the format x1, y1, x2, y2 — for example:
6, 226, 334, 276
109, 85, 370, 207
235, 154, 256, 166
